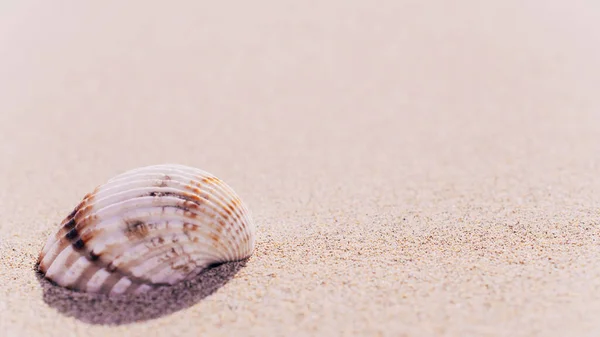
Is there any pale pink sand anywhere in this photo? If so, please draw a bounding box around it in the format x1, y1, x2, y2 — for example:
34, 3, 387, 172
1, 1, 600, 336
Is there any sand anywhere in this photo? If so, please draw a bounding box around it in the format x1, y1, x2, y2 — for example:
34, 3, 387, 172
1, 1, 599, 336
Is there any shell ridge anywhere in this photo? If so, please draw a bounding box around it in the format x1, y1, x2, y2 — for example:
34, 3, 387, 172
102, 169, 244, 225
79, 191, 245, 260
76, 200, 240, 261
90, 175, 246, 244
93, 187, 239, 234
103, 231, 227, 275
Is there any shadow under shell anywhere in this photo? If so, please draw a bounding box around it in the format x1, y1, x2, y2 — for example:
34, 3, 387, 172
36, 260, 247, 325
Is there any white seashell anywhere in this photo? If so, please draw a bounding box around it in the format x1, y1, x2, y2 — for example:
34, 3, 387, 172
38, 164, 255, 295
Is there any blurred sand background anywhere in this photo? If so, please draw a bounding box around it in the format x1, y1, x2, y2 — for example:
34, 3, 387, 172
1, 1, 599, 336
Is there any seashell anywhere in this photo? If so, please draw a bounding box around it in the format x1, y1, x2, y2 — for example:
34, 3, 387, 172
37, 164, 255, 295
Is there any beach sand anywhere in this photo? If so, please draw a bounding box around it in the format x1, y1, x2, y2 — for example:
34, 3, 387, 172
1, 1, 599, 336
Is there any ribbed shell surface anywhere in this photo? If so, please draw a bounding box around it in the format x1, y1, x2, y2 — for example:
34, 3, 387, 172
37, 164, 255, 295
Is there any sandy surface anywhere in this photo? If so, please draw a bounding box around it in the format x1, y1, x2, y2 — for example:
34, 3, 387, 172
1, 1, 600, 336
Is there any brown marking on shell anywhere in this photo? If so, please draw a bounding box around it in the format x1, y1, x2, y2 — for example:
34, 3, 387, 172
149, 190, 217, 222
63, 218, 76, 230
182, 217, 228, 252
150, 236, 166, 247
186, 179, 246, 227
183, 183, 202, 195
150, 190, 206, 206
201, 180, 244, 226
38, 183, 133, 284
189, 180, 231, 205
188, 178, 242, 222
152, 174, 172, 187
53, 218, 86, 259
182, 199, 200, 210
89, 250, 100, 261
215, 221, 224, 234
201, 176, 222, 185
166, 246, 183, 259
65, 227, 79, 243
227, 202, 236, 213
61, 210, 78, 227
73, 213, 99, 234
207, 232, 220, 245
217, 219, 227, 231
183, 223, 199, 231
62, 187, 98, 224
38, 196, 98, 275
51, 191, 95, 241
124, 220, 150, 240
73, 207, 93, 224
168, 248, 191, 271
80, 227, 99, 244
231, 197, 248, 230
182, 209, 197, 219
224, 205, 233, 217
106, 261, 118, 273
179, 264, 192, 274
